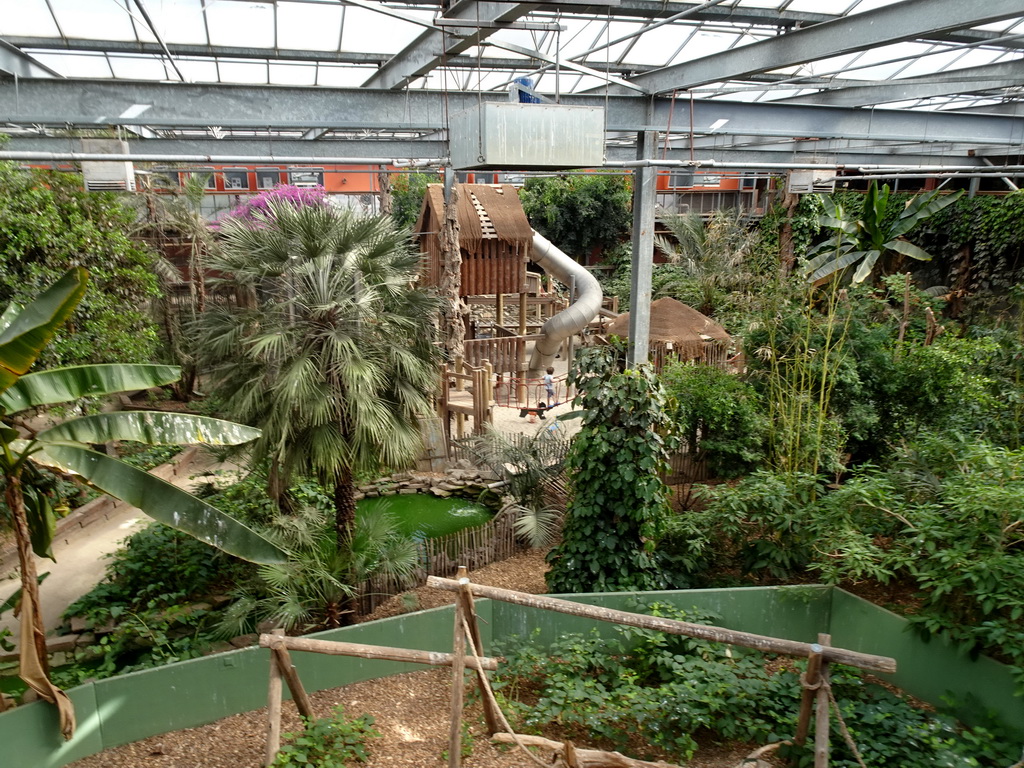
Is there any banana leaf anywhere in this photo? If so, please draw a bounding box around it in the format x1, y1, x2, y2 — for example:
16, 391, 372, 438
0, 364, 181, 413
38, 411, 260, 446
0, 268, 87, 394
40, 444, 286, 564
23, 486, 56, 561
885, 238, 932, 262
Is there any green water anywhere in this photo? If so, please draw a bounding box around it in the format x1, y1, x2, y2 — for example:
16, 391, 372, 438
358, 494, 491, 539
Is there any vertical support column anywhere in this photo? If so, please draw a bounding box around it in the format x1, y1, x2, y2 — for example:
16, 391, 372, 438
448, 566, 469, 768
264, 628, 285, 767
814, 633, 832, 768
628, 130, 657, 368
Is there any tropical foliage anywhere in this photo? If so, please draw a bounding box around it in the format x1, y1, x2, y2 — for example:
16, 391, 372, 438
803, 181, 962, 284
519, 174, 632, 260
494, 603, 1020, 767
0, 162, 160, 367
195, 201, 440, 547
0, 268, 283, 738
546, 341, 676, 593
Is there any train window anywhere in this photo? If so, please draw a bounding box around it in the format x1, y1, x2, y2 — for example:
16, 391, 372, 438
256, 167, 283, 189
289, 168, 324, 187
223, 168, 250, 191
180, 169, 216, 189
668, 170, 694, 188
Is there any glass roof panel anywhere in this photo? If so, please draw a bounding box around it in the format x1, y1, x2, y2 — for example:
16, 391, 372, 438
108, 54, 175, 80
7, 0, 62, 37
176, 59, 220, 82
145, 0, 208, 46
269, 62, 319, 86
339, 6, 427, 54
317, 65, 377, 88
204, 1, 274, 48
49, 0, 138, 42
31, 51, 112, 78
217, 60, 270, 84
276, 2, 344, 52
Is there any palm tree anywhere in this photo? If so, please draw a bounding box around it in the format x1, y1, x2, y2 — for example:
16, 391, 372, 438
0, 268, 285, 739
196, 200, 440, 549
654, 207, 759, 315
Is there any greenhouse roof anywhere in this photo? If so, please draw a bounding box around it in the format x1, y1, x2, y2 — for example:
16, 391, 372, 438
2, 0, 1024, 169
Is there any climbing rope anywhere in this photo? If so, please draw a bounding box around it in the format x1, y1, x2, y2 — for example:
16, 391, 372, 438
459, 613, 553, 768
824, 676, 869, 768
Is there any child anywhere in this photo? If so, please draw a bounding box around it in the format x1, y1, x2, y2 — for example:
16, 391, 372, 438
543, 366, 555, 403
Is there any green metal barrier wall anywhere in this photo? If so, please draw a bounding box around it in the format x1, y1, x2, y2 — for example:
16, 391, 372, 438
828, 590, 1024, 739
1, 586, 1019, 767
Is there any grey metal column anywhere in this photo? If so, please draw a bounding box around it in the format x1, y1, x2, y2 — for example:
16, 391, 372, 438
627, 129, 657, 367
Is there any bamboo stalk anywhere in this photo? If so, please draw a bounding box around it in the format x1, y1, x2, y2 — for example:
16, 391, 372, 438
259, 634, 499, 671
426, 578, 896, 674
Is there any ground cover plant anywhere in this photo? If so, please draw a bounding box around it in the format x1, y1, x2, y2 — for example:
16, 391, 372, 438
492, 603, 1021, 768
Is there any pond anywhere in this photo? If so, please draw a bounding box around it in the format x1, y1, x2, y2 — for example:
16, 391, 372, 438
358, 493, 491, 539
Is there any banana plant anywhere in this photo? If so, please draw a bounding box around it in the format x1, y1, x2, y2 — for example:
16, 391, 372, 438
0, 267, 285, 739
802, 181, 963, 285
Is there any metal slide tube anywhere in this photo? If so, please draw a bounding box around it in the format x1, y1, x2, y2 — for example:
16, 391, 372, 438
528, 231, 603, 373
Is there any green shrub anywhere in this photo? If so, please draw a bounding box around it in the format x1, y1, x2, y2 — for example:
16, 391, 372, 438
0, 162, 160, 367
661, 362, 767, 477
272, 706, 378, 767
494, 602, 1020, 767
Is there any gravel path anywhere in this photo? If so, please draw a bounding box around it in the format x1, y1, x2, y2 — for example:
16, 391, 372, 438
66, 550, 762, 768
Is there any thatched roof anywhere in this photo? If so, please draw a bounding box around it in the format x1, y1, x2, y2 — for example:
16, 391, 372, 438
606, 297, 731, 360
416, 184, 534, 256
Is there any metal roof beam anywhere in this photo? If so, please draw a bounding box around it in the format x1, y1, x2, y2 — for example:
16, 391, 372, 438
0, 38, 60, 79
627, 0, 1024, 95
5, 133, 997, 169
362, 1, 538, 90
779, 60, 1024, 108
4, 78, 1024, 149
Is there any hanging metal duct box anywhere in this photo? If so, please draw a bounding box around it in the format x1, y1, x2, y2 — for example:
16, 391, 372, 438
81, 138, 136, 192
450, 103, 605, 170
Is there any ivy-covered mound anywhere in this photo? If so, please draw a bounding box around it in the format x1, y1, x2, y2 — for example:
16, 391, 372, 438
546, 340, 677, 593
493, 603, 1020, 768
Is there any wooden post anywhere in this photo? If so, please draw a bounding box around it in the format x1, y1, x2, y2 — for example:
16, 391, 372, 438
794, 641, 824, 745
448, 566, 469, 768
519, 291, 527, 335
457, 573, 501, 735
496, 292, 504, 328
264, 628, 285, 767
814, 633, 832, 768
272, 646, 315, 721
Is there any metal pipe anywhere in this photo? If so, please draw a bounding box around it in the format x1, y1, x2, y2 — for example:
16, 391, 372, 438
0, 151, 446, 167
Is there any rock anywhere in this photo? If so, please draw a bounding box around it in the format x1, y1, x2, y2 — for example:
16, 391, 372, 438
454, 459, 474, 470
229, 633, 259, 649
202, 642, 235, 656
75, 633, 96, 648
20, 688, 39, 705
69, 615, 91, 633
365, 490, 379, 498
398, 488, 417, 495
207, 594, 233, 607
431, 489, 452, 498
354, 492, 365, 501
46, 634, 79, 654
256, 620, 279, 634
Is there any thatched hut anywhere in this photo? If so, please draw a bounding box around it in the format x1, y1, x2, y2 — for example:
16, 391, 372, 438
604, 296, 732, 370
415, 183, 533, 296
